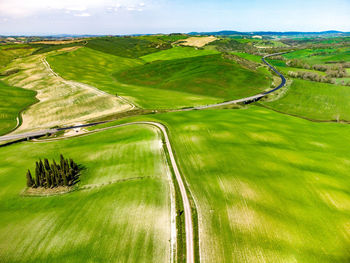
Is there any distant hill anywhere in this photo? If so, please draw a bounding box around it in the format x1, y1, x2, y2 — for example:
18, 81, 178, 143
188, 30, 349, 37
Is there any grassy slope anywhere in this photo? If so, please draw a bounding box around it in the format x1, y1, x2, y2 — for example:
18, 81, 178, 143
232, 52, 263, 63
115, 54, 271, 100
140, 46, 219, 62
111, 106, 350, 263
47, 47, 221, 109
0, 125, 171, 263
89, 106, 350, 262
261, 55, 350, 121
0, 80, 37, 135
86, 37, 168, 58
3, 51, 130, 132
283, 47, 350, 64
264, 79, 350, 121
0, 45, 35, 68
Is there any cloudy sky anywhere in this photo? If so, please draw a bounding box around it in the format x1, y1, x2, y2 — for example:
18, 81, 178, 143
0, 0, 349, 35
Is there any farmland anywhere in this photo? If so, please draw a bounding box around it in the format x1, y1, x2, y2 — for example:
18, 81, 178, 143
2, 50, 131, 132
91, 106, 350, 263
263, 79, 350, 121
0, 124, 172, 263
115, 54, 271, 100
0, 81, 37, 135
1, 32, 350, 263
47, 46, 221, 109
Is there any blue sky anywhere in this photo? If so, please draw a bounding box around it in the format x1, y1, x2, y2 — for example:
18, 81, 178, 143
0, 0, 349, 35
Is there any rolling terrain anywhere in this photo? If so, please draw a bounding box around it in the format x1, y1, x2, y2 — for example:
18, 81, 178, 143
89, 106, 350, 263
1, 33, 350, 263
0, 81, 37, 135
2, 49, 131, 132
0, 125, 172, 263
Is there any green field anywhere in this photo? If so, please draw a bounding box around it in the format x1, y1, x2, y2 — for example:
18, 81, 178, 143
115, 54, 271, 100
283, 47, 350, 65
140, 46, 219, 62
0, 125, 172, 263
86, 37, 170, 58
0, 45, 35, 68
2, 50, 131, 133
47, 47, 220, 109
232, 52, 263, 63
2, 35, 350, 263
0, 80, 37, 135
92, 106, 350, 262
263, 79, 350, 121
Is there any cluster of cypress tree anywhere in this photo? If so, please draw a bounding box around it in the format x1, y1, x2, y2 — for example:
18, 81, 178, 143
26, 154, 80, 188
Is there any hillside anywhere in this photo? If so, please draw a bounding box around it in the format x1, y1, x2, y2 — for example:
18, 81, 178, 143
115, 54, 271, 100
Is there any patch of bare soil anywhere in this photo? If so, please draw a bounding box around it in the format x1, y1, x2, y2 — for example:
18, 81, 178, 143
57, 46, 82, 52
176, 36, 217, 47
22, 186, 73, 196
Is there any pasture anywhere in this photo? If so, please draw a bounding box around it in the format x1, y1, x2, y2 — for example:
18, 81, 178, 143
0, 81, 36, 135
263, 79, 350, 121
0, 124, 172, 263
147, 107, 350, 263
86, 37, 170, 58
3, 51, 131, 132
115, 54, 271, 100
89, 106, 350, 262
47, 47, 222, 109
140, 46, 219, 62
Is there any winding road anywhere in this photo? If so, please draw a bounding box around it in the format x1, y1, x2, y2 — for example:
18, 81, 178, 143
0, 52, 287, 263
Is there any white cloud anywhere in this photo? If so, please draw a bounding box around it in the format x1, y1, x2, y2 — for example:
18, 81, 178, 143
74, 12, 91, 17
0, 0, 148, 17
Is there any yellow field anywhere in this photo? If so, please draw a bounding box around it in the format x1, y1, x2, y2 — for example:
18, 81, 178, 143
177, 36, 217, 47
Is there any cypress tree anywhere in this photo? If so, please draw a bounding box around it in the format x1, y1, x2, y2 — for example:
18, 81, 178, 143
60, 154, 65, 171
62, 171, 68, 186
35, 162, 41, 187
26, 170, 34, 187
44, 158, 50, 172
50, 172, 55, 188
45, 172, 50, 188
39, 159, 45, 175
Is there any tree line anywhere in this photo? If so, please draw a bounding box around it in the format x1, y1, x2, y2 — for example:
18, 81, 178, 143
26, 154, 80, 188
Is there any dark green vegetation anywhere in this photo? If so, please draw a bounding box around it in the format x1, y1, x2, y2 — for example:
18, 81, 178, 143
86, 36, 171, 58
0, 81, 37, 135
0, 125, 171, 262
115, 54, 271, 100
26, 155, 80, 188
30, 42, 86, 55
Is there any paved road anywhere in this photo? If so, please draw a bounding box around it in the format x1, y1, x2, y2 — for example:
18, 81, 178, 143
0, 52, 287, 263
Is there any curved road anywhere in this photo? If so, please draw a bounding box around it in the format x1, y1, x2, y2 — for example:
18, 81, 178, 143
0, 52, 287, 263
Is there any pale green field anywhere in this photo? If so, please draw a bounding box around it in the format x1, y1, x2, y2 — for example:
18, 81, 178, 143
0, 80, 36, 135
92, 106, 350, 262
47, 47, 221, 109
140, 46, 219, 62
2, 51, 131, 132
0, 125, 171, 263
0, 45, 35, 68
263, 79, 350, 121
